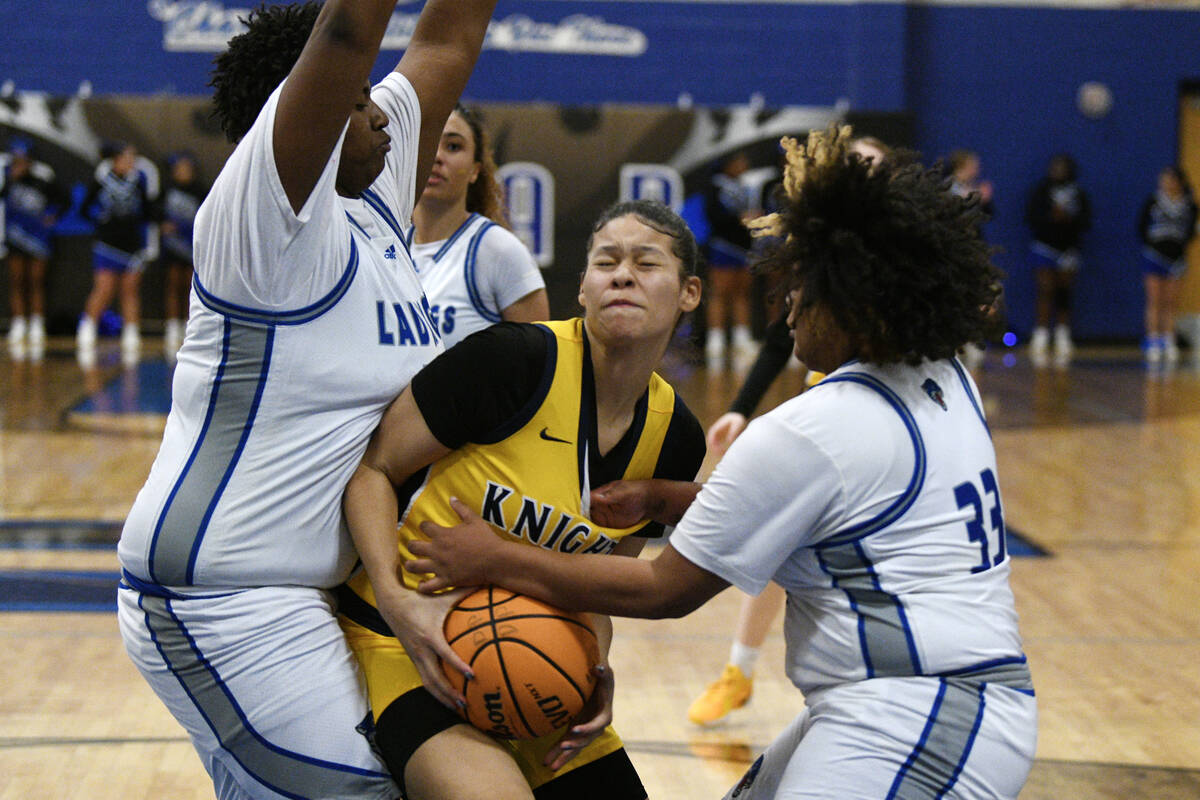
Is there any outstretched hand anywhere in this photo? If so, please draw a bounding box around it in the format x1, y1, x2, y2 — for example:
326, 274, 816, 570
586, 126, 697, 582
543, 664, 615, 771
407, 497, 502, 593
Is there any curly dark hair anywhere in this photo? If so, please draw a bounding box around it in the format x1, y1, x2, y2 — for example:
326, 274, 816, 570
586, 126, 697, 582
755, 125, 1003, 365
209, 2, 322, 144
587, 199, 700, 278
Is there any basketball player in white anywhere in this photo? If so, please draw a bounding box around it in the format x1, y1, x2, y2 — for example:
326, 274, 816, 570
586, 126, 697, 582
411, 105, 548, 347
115, 2, 496, 798
407, 126, 1039, 799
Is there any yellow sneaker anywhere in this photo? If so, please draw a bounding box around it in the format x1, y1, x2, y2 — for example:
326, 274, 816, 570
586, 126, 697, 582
688, 664, 753, 725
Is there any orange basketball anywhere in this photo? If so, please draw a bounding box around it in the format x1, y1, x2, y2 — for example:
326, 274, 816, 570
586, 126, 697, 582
442, 586, 600, 740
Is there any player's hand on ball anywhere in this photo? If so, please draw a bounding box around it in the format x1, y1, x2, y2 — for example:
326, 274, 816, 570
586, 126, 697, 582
544, 663, 615, 771
589, 480, 658, 528
373, 583, 475, 710
408, 497, 501, 592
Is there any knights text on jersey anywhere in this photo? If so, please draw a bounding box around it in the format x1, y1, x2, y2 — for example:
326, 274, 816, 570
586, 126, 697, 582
344, 317, 704, 611
118, 73, 443, 591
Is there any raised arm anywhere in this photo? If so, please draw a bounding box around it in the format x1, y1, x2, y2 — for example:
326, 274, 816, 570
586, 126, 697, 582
394, 0, 498, 204
274, 1, 399, 212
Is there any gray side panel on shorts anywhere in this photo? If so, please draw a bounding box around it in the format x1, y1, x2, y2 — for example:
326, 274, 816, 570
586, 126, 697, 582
819, 542, 922, 677
141, 594, 388, 798
887, 679, 985, 799
149, 321, 272, 586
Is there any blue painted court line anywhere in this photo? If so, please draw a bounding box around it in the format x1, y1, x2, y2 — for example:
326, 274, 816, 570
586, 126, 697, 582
0, 570, 118, 612
1006, 527, 1047, 557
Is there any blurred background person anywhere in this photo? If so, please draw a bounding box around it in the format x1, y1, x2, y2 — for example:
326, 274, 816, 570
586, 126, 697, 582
76, 142, 160, 366
159, 151, 206, 359
703, 150, 757, 369
410, 103, 547, 345
1138, 165, 1197, 365
1026, 153, 1089, 366
3, 137, 69, 359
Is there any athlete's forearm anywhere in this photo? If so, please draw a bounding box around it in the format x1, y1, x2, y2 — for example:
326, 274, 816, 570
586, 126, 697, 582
343, 463, 404, 598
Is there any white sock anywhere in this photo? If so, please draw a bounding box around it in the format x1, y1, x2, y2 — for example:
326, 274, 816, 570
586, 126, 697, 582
732, 325, 753, 347
729, 641, 760, 676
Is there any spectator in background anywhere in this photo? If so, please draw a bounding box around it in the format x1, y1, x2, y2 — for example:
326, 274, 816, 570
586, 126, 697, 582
1026, 153, 1089, 366
3, 137, 69, 360
77, 142, 160, 367
159, 152, 207, 359
1138, 165, 1197, 365
948, 149, 994, 218
704, 150, 757, 369
947, 149, 994, 368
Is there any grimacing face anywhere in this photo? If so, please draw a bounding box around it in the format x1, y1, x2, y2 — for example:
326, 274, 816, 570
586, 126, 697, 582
578, 214, 701, 345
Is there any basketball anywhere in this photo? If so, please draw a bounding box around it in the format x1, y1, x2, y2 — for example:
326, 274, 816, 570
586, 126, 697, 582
442, 586, 600, 740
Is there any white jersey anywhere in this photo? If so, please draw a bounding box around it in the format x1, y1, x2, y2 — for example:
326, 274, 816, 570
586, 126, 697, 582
409, 213, 544, 348
119, 73, 443, 590
671, 357, 1030, 695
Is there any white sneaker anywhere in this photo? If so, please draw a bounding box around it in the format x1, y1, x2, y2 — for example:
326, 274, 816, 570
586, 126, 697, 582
121, 324, 141, 362
705, 329, 726, 368
1029, 327, 1049, 367
76, 315, 97, 351
1053, 325, 1072, 364
27, 316, 45, 348
7, 316, 27, 347
164, 318, 184, 357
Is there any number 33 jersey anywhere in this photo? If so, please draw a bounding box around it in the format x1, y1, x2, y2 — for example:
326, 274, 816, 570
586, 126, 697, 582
670, 357, 1032, 695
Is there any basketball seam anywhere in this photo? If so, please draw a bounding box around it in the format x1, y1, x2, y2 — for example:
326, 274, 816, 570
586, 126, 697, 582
445, 614, 597, 648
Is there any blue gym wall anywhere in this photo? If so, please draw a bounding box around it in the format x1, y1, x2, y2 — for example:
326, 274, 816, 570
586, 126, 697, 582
3, 1, 1199, 339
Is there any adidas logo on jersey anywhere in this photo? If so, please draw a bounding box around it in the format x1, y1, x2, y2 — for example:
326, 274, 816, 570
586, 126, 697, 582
383, 244, 397, 260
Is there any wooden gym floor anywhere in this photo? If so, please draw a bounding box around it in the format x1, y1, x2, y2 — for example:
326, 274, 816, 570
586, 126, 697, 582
2, 336, 1198, 799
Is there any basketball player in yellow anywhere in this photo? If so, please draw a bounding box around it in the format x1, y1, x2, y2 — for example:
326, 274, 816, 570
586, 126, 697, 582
339, 199, 706, 800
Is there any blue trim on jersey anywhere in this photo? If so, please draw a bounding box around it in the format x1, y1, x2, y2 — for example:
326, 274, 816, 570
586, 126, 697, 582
184, 322, 275, 584
193, 237, 359, 325
940, 685, 987, 798
404, 223, 415, 248
887, 679, 948, 800
465, 221, 502, 324
949, 358, 989, 432
147, 323, 233, 585
121, 569, 238, 600
360, 188, 405, 241
143, 596, 390, 800
432, 213, 480, 262
344, 211, 370, 239
816, 373, 927, 547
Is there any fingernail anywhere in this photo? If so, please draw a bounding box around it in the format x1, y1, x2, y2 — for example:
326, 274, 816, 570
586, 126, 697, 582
595, 665, 606, 674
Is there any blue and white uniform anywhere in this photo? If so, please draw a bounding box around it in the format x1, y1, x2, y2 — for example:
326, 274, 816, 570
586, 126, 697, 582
409, 212, 544, 348
1138, 189, 1197, 279
117, 73, 438, 800
671, 357, 1037, 800
161, 176, 206, 266
82, 156, 160, 273
3, 156, 67, 261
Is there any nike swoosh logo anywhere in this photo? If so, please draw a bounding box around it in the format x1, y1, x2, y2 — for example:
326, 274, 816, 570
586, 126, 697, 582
539, 427, 571, 444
